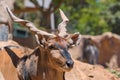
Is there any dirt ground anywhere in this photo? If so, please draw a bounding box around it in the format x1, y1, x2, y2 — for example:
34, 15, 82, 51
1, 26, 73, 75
65, 60, 120, 80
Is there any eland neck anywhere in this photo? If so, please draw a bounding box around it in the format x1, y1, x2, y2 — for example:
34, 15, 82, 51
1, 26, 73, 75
25, 47, 65, 80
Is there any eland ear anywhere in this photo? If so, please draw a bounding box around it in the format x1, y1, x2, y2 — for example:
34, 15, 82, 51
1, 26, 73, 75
4, 47, 20, 68
70, 32, 81, 46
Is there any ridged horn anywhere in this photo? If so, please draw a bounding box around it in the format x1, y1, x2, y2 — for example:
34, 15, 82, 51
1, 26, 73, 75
58, 9, 69, 37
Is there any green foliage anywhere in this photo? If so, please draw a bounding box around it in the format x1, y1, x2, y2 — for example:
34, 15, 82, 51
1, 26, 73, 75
60, 0, 120, 35
15, 0, 25, 9
108, 68, 120, 78
15, 0, 120, 35
106, 2, 120, 34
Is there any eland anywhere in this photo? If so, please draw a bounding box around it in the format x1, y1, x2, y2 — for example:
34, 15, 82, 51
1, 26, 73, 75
5, 7, 81, 80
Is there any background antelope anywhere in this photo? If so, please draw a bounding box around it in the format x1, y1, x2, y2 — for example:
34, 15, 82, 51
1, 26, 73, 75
83, 38, 99, 64
4, 7, 81, 80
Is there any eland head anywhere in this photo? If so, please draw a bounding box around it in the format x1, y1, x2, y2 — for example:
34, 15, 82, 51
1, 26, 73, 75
5, 7, 81, 80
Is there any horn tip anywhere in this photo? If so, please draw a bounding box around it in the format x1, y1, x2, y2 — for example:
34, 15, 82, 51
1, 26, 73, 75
59, 9, 62, 12
59, 9, 64, 15
59, 9, 69, 21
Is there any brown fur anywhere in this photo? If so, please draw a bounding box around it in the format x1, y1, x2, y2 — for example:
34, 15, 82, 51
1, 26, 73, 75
0, 40, 32, 80
5, 34, 80, 80
17, 47, 64, 80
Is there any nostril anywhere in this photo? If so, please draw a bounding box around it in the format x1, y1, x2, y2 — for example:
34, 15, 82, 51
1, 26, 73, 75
66, 60, 74, 68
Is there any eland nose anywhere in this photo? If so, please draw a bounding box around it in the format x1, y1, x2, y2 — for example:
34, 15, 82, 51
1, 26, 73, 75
66, 60, 74, 68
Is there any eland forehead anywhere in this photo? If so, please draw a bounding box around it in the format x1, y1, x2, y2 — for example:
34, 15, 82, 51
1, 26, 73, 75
50, 36, 68, 48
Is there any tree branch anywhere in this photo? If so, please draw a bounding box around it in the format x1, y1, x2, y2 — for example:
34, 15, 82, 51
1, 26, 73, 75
50, 0, 64, 13
30, 0, 43, 12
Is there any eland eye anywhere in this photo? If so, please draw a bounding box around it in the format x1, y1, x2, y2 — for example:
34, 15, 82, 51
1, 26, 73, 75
48, 45, 58, 49
67, 44, 74, 49
67, 45, 70, 49
48, 45, 54, 49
